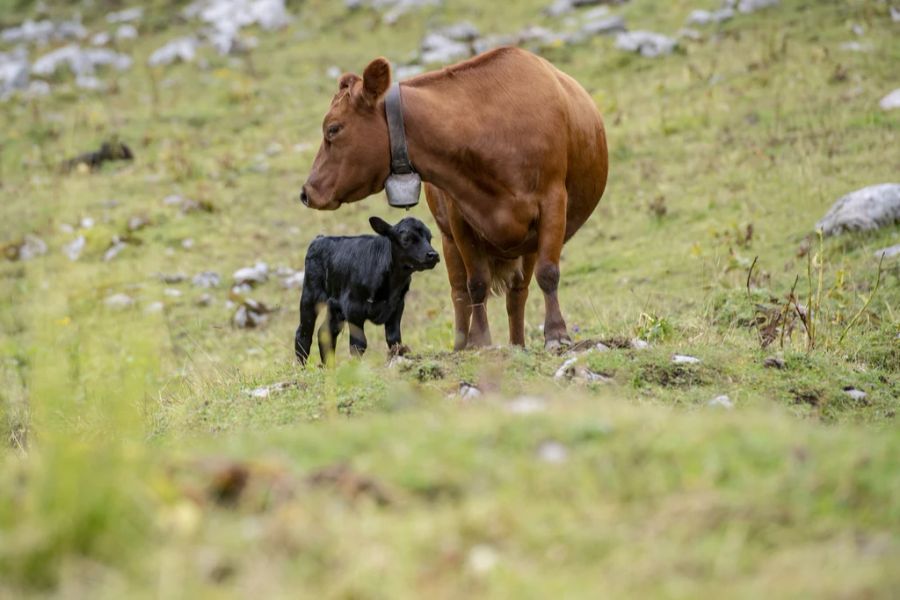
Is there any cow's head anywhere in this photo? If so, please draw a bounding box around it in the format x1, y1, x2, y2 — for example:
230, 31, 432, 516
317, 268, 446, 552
300, 58, 392, 210
369, 216, 439, 272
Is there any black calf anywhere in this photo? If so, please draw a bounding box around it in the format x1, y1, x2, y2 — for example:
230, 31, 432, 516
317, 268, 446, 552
295, 216, 439, 365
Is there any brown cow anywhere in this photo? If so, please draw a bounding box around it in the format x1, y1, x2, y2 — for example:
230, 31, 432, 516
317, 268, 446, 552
300, 47, 608, 349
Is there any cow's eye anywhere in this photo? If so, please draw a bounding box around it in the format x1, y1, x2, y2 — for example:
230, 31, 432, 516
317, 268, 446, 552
325, 124, 342, 141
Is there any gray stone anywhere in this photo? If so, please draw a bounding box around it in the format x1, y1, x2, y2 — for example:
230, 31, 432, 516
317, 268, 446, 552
686, 8, 734, 25
436, 22, 479, 41
580, 15, 626, 36
472, 34, 517, 55
32, 45, 132, 77
815, 184, 900, 236
505, 395, 547, 415
420, 32, 471, 64
395, 64, 424, 80
233, 261, 269, 285
630, 338, 650, 350
0, 49, 29, 99
1, 19, 86, 46
63, 235, 85, 261
707, 395, 734, 409
615, 31, 677, 57
104, 293, 135, 309
149, 37, 199, 66
193, 271, 221, 288
281, 271, 305, 289
18, 234, 47, 260
537, 440, 569, 463
874, 244, 900, 260
672, 354, 701, 365
106, 8, 144, 23
75, 75, 104, 90
843, 387, 867, 402
734, 0, 780, 14
458, 382, 482, 400
91, 31, 111, 46
116, 25, 139, 41
879, 89, 900, 111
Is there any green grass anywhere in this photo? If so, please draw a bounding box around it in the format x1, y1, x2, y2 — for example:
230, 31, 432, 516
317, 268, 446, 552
1, 0, 899, 596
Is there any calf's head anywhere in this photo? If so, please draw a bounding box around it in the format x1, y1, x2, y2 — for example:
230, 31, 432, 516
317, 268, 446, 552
300, 58, 393, 210
369, 216, 439, 272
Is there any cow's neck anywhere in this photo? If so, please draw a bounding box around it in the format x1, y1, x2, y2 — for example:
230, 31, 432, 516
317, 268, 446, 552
399, 83, 492, 196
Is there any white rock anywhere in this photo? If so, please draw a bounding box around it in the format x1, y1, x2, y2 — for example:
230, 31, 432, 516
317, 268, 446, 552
107, 8, 144, 23
672, 354, 701, 365
707, 395, 734, 409
75, 75, 104, 90
840, 41, 871, 53
181, 238, 195, 250
420, 32, 471, 64
554, 357, 579, 380
144, 301, 165, 314
23, 80, 50, 98
892, 7, 900, 23
196, 293, 214, 307
116, 25, 138, 41
149, 37, 199, 67
281, 271, 305, 289
104, 293, 135, 309
615, 31, 678, 58
233, 261, 269, 285
686, 8, 734, 25
505, 395, 546, 415
437, 22, 479, 41
467, 544, 498, 575
879, 89, 900, 111
164, 288, 183, 298
0, 49, 30, 99
18, 234, 47, 260
815, 183, 900, 236
537, 440, 569, 464
735, 0, 780, 14
458, 382, 482, 400
193, 271, 221, 288
1, 19, 86, 45
874, 244, 900, 260
63, 235, 85, 261
103, 239, 127, 261
395, 64, 424, 80
91, 31, 111, 46
32, 45, 131, 77
843, 387, 867, 402
580, 15, 626, 37
630, 338, 650, 350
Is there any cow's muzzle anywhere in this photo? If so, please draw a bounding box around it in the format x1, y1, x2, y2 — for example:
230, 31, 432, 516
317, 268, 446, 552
299, 186, 309, 207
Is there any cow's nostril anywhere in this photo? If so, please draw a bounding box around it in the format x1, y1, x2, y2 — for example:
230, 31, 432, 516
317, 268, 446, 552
427, 251, 439, 261
300, 187, 309, 206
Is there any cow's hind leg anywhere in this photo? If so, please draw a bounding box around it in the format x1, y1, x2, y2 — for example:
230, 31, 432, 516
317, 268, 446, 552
317, 304, 344, 365
536, 187, 571, 349
507, 253, 536, 347
441, 234, 472, 351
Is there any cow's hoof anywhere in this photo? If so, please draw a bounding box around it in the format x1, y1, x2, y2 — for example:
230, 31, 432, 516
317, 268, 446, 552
544, 337, 572, 351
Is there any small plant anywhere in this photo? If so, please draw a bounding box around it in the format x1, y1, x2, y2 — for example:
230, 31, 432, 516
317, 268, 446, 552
635, 313, 673, 343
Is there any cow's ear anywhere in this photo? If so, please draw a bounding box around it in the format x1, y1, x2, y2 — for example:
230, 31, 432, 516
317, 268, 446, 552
338, 73, 360, 92
362, 57, 391, 104
369, 216, 394, 237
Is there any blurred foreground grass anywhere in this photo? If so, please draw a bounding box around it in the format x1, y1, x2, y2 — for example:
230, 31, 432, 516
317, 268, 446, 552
0, 0, 898, 596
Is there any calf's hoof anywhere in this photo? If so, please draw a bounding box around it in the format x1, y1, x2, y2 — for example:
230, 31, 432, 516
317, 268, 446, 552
389, 343, 411, 357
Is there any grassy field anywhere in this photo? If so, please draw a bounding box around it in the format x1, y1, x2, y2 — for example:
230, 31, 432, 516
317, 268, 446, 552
1, 0, 898, 596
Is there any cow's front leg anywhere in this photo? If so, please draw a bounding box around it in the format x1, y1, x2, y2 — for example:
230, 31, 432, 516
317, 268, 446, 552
348, 322, 367, 357
384, 303, 410, 355
441, 234, 472, 351
447, 219, 492, 349
507, 253, 536, 347
536, 187, 571, 349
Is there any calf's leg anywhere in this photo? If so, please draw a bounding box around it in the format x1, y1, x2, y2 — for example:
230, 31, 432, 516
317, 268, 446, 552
317, 306, 344, 365
441, 235, 472, 351
348, 322, 367, 357
536, 188, 571, 349
295, 287, 320, 364
506, 253, 536, 346
384, 302, 410, 355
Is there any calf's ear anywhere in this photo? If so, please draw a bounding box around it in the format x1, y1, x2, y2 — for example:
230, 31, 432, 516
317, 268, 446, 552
369, 216, 394, 237
362, 57, 391, 105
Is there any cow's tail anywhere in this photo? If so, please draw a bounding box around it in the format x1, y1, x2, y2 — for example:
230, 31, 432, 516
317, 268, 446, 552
488, 256, 523, 296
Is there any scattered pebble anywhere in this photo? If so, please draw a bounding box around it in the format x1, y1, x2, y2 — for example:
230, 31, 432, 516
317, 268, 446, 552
107, 7, 144, 23
116, 24, 139, 41
387, 354, 412, 369
196, 293, 214, 307
232, 298, 272, 328
244, 380, 297, 399
763, 355, 786, 369
144, 301, 165, 314
32, 45, 132, 77
707, 395, 734, 409
536, 440, 569, 464
686, 8, 734, 26
63, 236, 85, 261
193, 271, 221, 288
842, 387, 867, 402
103, 237, 127, 261
458, 382, 482, 400
233, 262, 269, 286
164, 288, 183, 298
149, 37, 199, 67
104, 293, 135, 309
505, 395, 546, 415
127, 215, 150, 231
672, 354, 701, 365
615, 31, 678, 58
466, 544, 499, 575
281, 271, 305, 289
879, 89, 900, 111
630, 338, 650, 350
15, 234, 48, 261
181, 238, 195, 250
